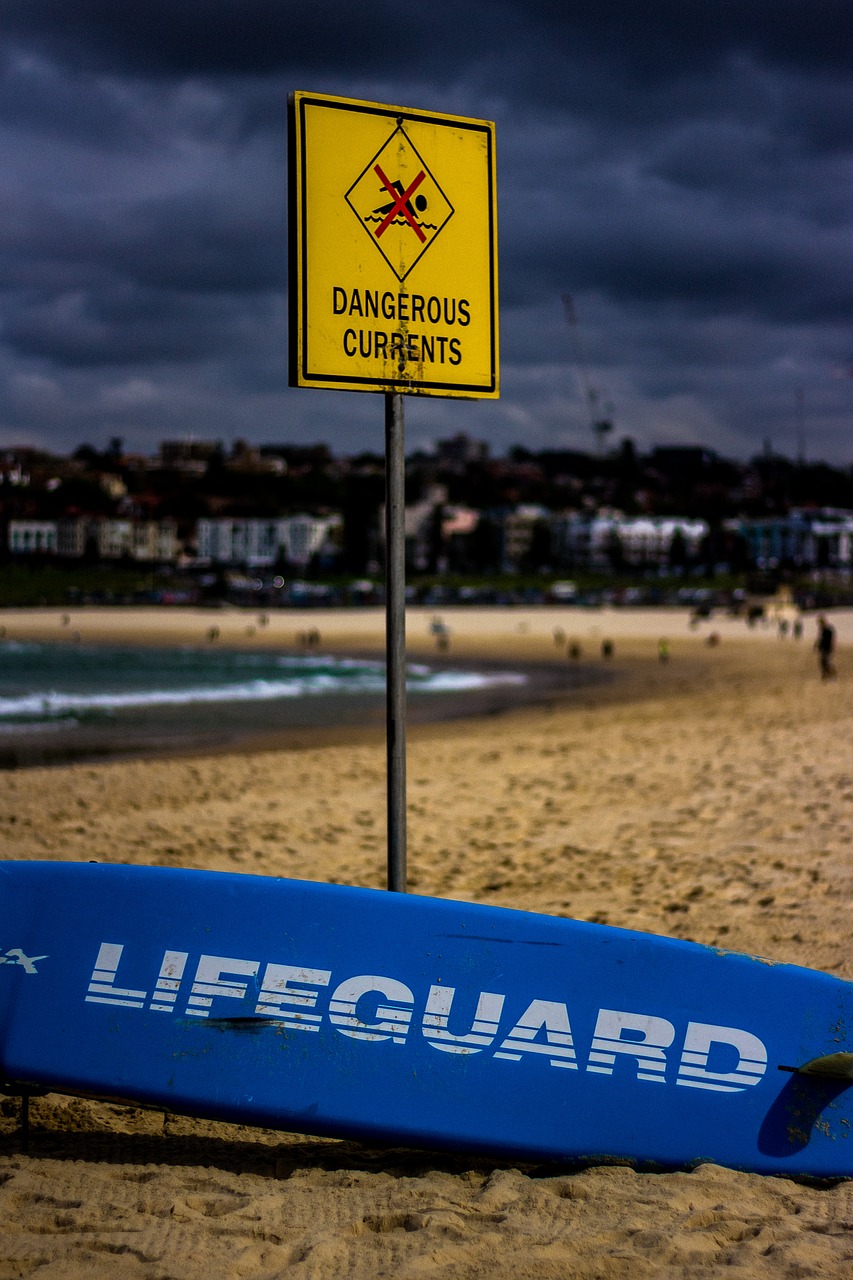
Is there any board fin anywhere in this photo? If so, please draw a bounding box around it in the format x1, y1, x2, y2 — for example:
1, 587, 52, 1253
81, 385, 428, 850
779, 1052, 853, 1081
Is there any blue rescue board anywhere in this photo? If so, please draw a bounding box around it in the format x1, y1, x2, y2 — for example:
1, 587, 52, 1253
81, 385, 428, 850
1, 861, 851, 1177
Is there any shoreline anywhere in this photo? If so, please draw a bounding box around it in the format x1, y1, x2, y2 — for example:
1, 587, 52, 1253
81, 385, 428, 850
0, 603, 730, 770
0, 654, 614, 770
0, 602, 843, 768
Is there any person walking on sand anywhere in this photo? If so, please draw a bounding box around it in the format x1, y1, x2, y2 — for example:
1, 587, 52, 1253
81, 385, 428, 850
815, 615, 836, 679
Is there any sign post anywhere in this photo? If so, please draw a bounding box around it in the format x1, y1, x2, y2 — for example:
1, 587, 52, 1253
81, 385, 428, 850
289, 92, 498, 891
384, 391, 407, 893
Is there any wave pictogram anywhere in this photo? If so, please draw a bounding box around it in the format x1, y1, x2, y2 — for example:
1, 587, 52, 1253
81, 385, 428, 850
363, 214, 439, 231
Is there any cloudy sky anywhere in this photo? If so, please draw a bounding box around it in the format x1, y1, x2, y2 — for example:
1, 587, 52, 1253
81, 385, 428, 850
1, 1, 852, 465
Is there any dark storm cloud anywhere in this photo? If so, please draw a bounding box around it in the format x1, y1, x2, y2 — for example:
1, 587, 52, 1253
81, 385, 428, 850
2, 0, 414, 79
0, 170, 284, 367
0, 1, 851, 462
0, 45, 141, 150
507, 183, 853, 319
9, 1, 853, 82
4, 283, 275, 367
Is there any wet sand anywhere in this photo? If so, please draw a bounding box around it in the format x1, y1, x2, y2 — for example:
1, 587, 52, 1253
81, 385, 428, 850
1, 606, 852, 1277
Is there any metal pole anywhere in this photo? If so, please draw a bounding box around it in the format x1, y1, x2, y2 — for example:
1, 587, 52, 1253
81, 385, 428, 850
384, 391, 407, 892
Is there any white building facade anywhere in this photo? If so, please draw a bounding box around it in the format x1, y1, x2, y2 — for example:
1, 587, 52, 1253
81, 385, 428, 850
549, 512, 709, 571
195, 515, 342, 570
8, 520, 58, 555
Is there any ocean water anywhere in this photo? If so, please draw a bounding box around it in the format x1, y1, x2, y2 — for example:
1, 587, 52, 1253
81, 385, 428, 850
0, 642, 527, 762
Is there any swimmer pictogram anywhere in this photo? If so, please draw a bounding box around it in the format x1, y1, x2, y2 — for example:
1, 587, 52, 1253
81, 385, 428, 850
346, 126, 454, 281
371, 166, 428, 242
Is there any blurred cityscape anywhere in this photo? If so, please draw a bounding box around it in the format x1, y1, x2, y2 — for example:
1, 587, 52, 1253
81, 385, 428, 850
1, 433, 852, 608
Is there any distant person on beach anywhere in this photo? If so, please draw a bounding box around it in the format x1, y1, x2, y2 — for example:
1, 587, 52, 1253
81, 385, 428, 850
815, 615, 836, 679
658, 638, 670, 663
430, 617, 450, 652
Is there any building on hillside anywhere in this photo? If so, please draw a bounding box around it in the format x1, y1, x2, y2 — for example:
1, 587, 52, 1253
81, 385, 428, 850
195, 515, 342, 570
57, 517, 89, 558
0, 456, 31, 486
500, 505, 550, 572
195, 519, 280, 567
278, 514, 342, 570
549, 512, 708, 571
225, 440, 286, 475
7, 520, 58, 555
549, 512, 592, 569
159, 440, 221, 473
607, 516, 708, 568
401, 485, 448, 572
440, 505, 481, 571
96, 473, 127, 500
45, 517, 181, 562
94, 520, 133, 559
733, 509, 853, 571
810, 510, 853, 569
130, 519, 180, 562
434, 433, 489, 469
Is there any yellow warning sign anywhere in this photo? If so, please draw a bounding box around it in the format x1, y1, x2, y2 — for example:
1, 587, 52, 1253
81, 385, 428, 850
289, 92, 498, 398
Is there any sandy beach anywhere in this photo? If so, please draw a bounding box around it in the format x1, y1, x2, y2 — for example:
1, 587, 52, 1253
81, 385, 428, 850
1, 604, 852, 1277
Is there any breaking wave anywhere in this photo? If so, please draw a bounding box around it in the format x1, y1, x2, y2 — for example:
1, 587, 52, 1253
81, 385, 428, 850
0, 644, 525, 728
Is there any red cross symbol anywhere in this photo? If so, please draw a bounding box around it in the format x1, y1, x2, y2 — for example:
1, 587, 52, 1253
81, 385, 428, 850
373, 164, 427, 242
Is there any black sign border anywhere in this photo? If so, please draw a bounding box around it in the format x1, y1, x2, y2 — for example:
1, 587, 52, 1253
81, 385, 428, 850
288, 93, 498, 397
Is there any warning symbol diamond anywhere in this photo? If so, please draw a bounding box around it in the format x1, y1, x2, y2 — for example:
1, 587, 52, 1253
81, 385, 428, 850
346, 126, 454, 282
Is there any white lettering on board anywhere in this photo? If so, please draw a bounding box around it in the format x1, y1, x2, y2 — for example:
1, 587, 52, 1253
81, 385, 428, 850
254, 963, 331, 1032
82, 942, 771, 1097
86, 942, 147, 1010
329, 974, 414, 1044
495, 999, 578, 1069
677, 1021, 768, 1092
422, 986, 505, 1054
186, 955, 260, 1018
587, 1009, 676, 1082
149, 951, 189, 1013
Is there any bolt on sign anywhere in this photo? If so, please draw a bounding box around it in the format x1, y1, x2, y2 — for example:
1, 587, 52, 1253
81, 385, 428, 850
289, 92, 499, 398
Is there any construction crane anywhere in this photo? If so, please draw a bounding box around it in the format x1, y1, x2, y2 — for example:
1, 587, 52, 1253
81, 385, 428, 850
561, 293, 614, 453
